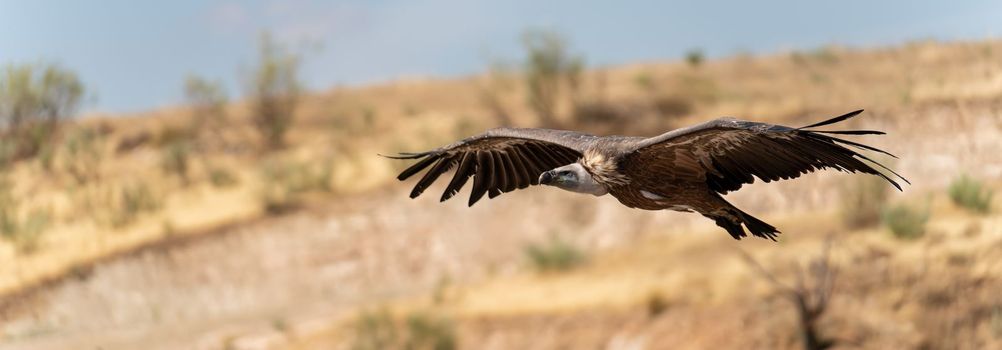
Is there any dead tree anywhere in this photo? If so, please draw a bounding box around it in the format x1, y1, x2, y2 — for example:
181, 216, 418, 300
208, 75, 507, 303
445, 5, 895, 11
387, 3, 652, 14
737, 240, 838, 350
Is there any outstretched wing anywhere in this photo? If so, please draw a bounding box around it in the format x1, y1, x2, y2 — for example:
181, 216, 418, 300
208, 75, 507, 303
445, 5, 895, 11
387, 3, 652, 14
387, 127, 598, 206
624, 109, 908, 194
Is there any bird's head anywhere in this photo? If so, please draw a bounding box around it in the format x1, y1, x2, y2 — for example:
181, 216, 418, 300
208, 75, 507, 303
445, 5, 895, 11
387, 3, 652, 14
539, 163, 608, 196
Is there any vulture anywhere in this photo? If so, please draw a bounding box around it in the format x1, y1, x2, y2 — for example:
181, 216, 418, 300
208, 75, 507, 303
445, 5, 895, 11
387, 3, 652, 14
386, 110, 907, 240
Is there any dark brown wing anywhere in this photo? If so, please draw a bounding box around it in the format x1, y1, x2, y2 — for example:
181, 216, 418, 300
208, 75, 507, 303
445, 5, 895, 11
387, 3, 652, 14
624, 110, 908, 194
387, 127, 599, 206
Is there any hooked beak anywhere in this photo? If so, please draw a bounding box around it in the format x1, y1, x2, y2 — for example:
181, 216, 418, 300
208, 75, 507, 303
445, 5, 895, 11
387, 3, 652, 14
539, 171, 554, 185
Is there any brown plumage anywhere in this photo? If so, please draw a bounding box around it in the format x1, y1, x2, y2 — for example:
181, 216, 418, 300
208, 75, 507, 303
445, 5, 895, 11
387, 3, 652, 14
386, 110, 908, 240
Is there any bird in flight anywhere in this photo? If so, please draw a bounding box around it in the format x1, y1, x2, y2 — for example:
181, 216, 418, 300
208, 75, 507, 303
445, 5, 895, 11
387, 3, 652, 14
386, 110, 907, 240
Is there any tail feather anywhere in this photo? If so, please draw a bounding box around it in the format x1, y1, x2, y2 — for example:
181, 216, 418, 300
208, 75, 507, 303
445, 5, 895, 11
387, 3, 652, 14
703, 197, 780, 241
736, 209, 780, 241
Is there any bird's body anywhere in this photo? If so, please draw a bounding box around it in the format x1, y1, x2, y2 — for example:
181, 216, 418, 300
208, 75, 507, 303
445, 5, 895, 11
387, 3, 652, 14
388, 110, 907, 240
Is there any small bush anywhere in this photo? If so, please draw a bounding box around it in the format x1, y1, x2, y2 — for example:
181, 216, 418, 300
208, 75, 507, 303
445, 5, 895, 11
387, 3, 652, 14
183, 75, 228, 132
160, 141, 191, 184
573, 100, 626, 124
247, 33, 302, 150
1, 209, 51, 254
0, 176, 51, 253
524, 236, 586, 272
0, 178, 18, 239
36, 143, 55, 170
258, 157, 333, 214
633, 71, 656, 91
154, 124, 197, 148
811, 47, 840, 65
948, 175, 993, 213
882, 204, 928, 240
115, 130, 152, 154
60, 127, 105, 184
477, 60, 516, 126
840, 175, 891, 228
405, 312, 456, 350
208, 167, 239, 188
107, 181, 161, 228
651, 95, 693, 118
0, 63, 85, 162
353, 309, 399, 350
677, 73, 719, 104
351, 309, 456, 350
522, 29, 583, 127
12, 209, 50, 253
646, 290, 669, 318
685, 48, 705, 68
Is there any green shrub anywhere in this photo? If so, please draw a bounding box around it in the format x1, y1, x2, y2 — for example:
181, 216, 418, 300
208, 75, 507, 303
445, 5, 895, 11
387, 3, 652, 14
60, 127, 105, 184
633, 71, 656, 91
258, 157, 333, 214
524, 236, 586, 272
208, 167, 239, 188
840, 175, 891, 228
0, 63, 84, 162
1, 209, 51, 254
948, 175, 993, 213
811, 47, 840, 65
882, 204, 929, 240
160, 141, 191, 184
685, 48, 705, 68
248, 33, 302, 150
522, 29, 583, 127
107, 181, 161, 228
183, 75, 228, 132
0, 178, 16, 238
12, 209, 50, 253
352, 309, 456, 350
0, 176, 51, 253
404, 312, 456, 350
352, 309, 399, 350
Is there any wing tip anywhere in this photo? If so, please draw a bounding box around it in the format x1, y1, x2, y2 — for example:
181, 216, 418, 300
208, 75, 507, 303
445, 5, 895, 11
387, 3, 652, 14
799, 109, 865, 129
380, 152, 429, 160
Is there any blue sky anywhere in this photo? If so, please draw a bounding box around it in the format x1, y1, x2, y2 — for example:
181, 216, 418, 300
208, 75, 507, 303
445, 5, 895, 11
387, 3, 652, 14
2, 0, 1001, 114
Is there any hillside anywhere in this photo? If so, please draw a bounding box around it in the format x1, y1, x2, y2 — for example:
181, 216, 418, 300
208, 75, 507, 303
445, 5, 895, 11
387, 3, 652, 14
1, 39, 1001, 349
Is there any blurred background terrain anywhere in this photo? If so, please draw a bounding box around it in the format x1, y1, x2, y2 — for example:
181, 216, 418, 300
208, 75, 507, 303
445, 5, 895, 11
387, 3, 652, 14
1, 1, 1001, 349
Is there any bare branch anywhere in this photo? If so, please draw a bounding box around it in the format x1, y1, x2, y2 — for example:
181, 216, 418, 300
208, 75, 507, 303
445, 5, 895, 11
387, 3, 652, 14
734, 239, 839, 350
734, 246, 794, 293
